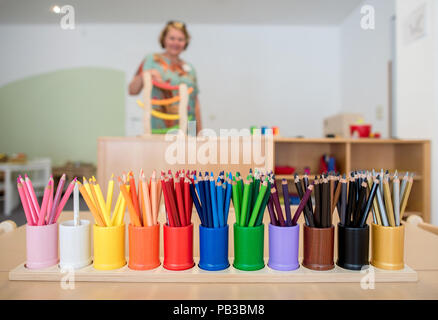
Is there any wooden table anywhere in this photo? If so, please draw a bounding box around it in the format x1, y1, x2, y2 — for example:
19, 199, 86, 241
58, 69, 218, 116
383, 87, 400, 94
2, 211, 438, 300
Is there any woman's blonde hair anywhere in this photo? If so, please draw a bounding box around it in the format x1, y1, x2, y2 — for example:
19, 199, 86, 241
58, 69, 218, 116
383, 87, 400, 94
159, 21, 190, 50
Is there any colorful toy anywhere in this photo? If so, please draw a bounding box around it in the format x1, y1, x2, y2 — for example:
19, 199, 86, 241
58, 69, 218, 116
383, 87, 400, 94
136, 71, 192, 135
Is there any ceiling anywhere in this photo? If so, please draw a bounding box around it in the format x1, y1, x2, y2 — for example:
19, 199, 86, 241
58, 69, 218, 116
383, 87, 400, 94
0, 0, 363, 25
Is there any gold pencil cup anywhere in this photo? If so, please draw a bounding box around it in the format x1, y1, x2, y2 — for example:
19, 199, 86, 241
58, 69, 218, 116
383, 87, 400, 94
371, 223, 404, 270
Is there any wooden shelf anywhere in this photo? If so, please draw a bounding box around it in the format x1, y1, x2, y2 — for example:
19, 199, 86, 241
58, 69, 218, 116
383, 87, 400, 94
274, 139, 431, 222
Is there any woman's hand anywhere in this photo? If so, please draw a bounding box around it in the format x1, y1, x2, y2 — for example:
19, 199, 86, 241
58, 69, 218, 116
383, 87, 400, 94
128, 73, 143, 95
128, 69, 164, 95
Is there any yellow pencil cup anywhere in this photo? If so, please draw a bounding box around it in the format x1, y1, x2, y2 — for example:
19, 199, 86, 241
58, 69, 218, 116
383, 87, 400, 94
371, 223, 404, 270
93, 224, 126, 270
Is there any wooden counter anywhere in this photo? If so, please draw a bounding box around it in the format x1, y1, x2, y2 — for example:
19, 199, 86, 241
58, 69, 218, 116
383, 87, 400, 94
2, 211, 438, 299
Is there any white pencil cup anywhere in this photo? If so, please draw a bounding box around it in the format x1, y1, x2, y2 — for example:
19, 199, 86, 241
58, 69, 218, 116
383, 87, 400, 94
59, 220, 92, 270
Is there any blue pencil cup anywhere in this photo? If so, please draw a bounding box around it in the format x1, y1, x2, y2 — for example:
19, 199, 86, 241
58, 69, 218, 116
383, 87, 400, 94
199, 224, 230, 271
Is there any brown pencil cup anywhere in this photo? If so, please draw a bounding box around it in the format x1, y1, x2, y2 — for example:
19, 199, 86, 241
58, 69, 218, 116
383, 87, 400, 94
303, 224, 335, 271
371, 223, 405, 270
128, 223, 160, 270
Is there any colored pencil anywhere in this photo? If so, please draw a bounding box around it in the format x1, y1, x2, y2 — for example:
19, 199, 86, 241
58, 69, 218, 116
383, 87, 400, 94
52, 177, 77, 224
129, 174, 142, 226
393, 174, 400, 226
399, 172, 408, 204
245, 176, 253, 226
195, 176, 207, 226
353, 182, 367, 227
232, 178, 241, 225
383, 175, 395, 227
271, 185, 286, 227
209, 174, 219, 228
175, 176, 187, 226
400, 174, 413, 221
340, 175, 348, 226
151, 171, 158, 225
321, 176, 329, 227
292, 184, 314, 225
367, 172, 382, 226
375, 178, 389, 226
141, 173, 153, 227
110, 190, 123, 226
165, 176, 180, 227
358, 177, 379, 228
17, 179, 34, 226
18, 177, 34, 224
203, 173, 213, 227
37, 183, 50, 226
92, 179, 111, 227
47, 176, 54, 223
105, 174, 114, 218
255, 179, 271, 226
77, 182, 105, 226
73, 182, 80, 226
294, 175, 313, 227
282, 179, 292, 226
184, 177, 192, 225
224, 174, 233, 225
313, 178, 321, 227
24, 174, 41, 217
248, 179, 268, 227
189, 178, 204, 225
118, 177, 142, 227
217, 180, 225, 227
240, 177, 252, 227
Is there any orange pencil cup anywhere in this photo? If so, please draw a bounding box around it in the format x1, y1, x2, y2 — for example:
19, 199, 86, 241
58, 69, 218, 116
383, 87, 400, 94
128, 223, 160, 270
163, 223, 194, 271
371, 223, 405, 270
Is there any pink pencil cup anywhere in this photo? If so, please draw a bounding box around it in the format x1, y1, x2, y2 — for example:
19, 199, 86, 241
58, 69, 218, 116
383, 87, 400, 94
26, 223, 59, 269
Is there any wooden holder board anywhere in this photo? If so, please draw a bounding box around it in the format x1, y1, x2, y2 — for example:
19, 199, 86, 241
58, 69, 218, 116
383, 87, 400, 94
9, 259, 417, 283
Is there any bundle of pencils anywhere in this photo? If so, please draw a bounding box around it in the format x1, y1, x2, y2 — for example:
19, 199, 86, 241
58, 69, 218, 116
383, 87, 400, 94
232, 169, 271, 228
17, 173, 76, 226
294, 172, 363, 228
112, 170, 162, 227
357, 170, 414, 227
160, 169, 195, 227
268, 174, 313, 227
79, 175, 125, 227
191, 171, 233, 228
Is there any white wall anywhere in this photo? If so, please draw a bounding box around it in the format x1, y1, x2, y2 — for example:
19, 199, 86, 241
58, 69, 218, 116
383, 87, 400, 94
395, 0, 438, 224
0, 24, 341, 137
340, 0, 395, 137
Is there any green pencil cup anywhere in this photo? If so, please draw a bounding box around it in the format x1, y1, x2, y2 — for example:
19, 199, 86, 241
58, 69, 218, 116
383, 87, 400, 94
233, 223, 265, 271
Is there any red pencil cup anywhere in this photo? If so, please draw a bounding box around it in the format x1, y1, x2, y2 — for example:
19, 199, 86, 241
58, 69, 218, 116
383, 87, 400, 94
26, 223, 59, 269
128, 223, 161, 270
163, 223, 194, 271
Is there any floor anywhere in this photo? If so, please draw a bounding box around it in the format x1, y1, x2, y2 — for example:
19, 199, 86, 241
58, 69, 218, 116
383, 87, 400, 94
0, 197, 88, 226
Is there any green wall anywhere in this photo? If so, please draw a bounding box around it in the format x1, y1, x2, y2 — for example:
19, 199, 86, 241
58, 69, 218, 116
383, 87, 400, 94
0, 68, 125, 165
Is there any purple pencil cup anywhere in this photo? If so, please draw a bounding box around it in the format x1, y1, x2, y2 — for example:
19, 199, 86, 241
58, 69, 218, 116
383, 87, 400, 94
268, 223, 300, 271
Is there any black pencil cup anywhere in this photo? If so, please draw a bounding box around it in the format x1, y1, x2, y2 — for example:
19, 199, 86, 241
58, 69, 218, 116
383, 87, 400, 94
336, 223, 369, 271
